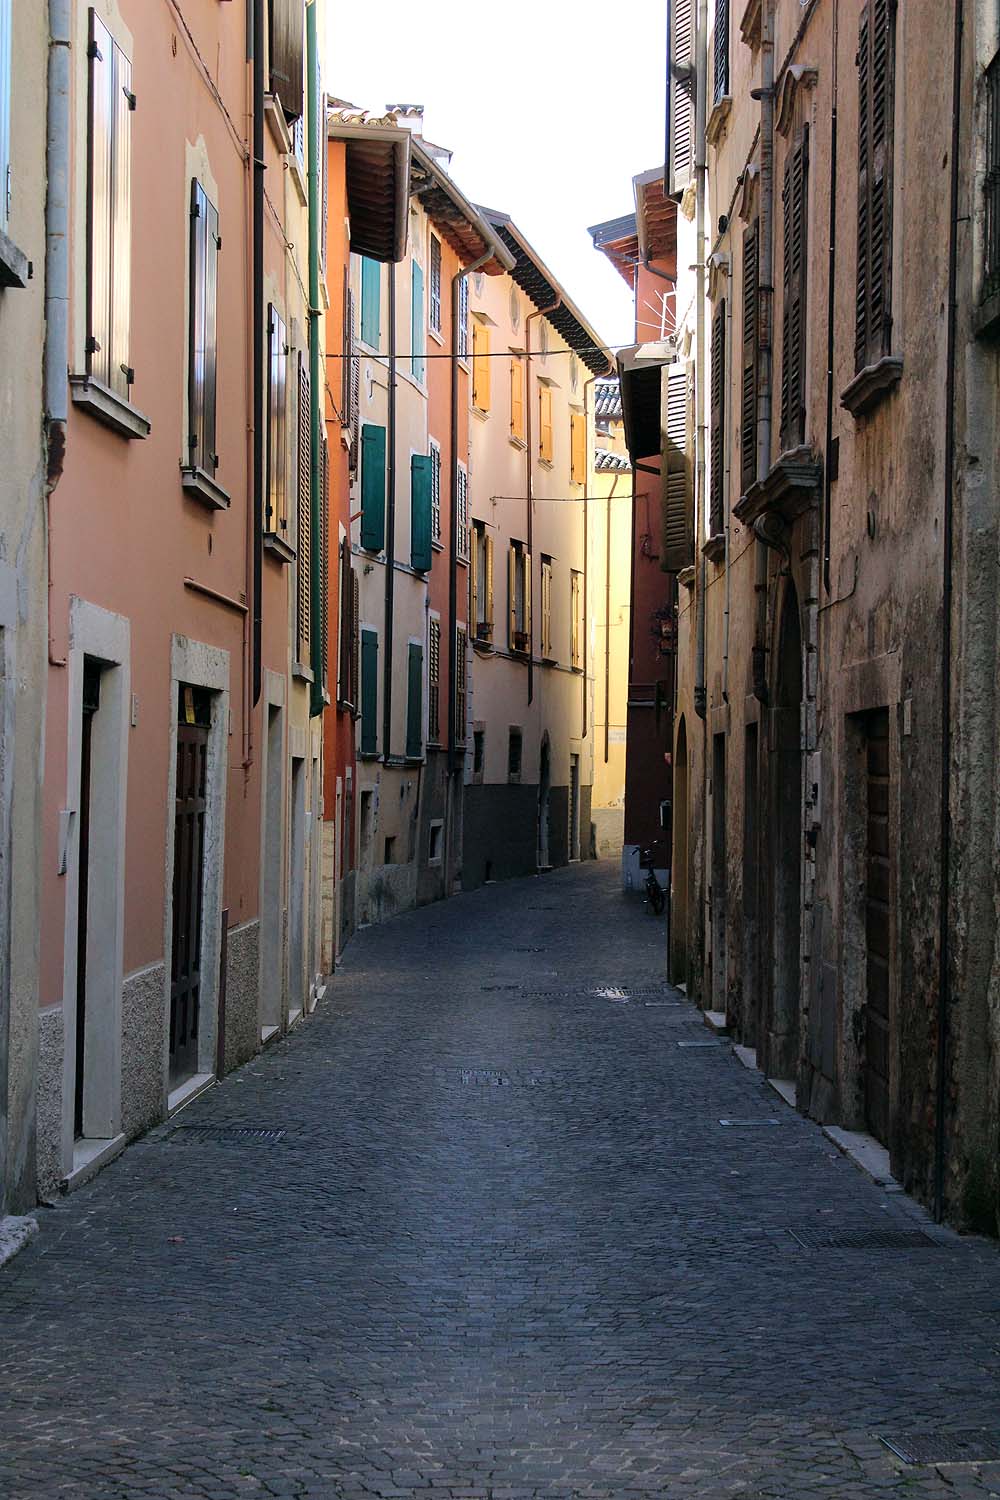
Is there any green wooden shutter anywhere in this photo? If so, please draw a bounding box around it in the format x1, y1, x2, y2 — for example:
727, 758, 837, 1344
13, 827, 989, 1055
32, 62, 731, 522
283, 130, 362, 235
406, 642, 423, 759
360, 256, 380, 348
360, 423, 386, 551
360, 629, 378, 755
411, 260, 425, 382
410, 453, 432, 572
661, 359, 695, 573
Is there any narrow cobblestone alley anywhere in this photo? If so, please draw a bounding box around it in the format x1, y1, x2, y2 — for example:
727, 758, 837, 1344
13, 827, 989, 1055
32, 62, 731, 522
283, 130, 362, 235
3, 862, 1000, 1500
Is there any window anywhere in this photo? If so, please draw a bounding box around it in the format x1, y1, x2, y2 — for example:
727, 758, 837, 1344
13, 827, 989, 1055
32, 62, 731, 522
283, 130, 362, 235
186, 180, 220, 478
295, 354, 311, 661
508, 541, 530, 653
429, 234, 442, 334
538, 385, 553, 463
662, 358, 695, 573
510, 357, 525, 442
360, 422, 386, 551
458, 275, 470, 360
540, 557, 554, 660
360, 628, 378, 756
473, 728, 485, 776
338, 539, 359, 713
360, 255, 380, 349
780, 131, 810, 452
428, 822, 443, 863
472, 321, 490, 410
855, 0, 896, 371
406, 642, 424, 760
266, 305, 289, 534
740, 221, 759, 493
709, 300, 726, 534
714, 0, 730, 104
86, 10, 134, 401
457, 462, 470, 561
471, 520, 494, 643
508, 727, 523, 780
411, 453, 433, 572
571, 569, 583, 670
428, 617, 441, 742
429, 439, 442, 545
269, 0, 304, 120
0, 0, 11, 234
411, 259, 425, 382
455, 627, 468, 745
570, 411, 586, 484
668, 0, 695, 199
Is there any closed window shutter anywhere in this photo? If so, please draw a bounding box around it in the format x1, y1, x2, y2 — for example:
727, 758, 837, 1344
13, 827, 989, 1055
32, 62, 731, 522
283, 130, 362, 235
430, 442, 441, 544
714, 0, 729, 104
339, 539, 353, 710
855, 0, 895, 371
360, 629, 378, 755
523, 550, 531, 643
570, 412, 586, 484
267, 306, 288, 530
320, 434, 330, 689
473, 322, 490, 409
360, 256, 380, 348
667, 0, 695, 199
88, 12, 133, 397
539, 387, 553, 461
458, 276, 469, 360
457, 464, 469, 561
343, 278, 359, 473
541, 561, 552, 657
360, 422, 386, 551
780, 131, 809, 452
661, 359, 695, 573
428, 618, 441, 742
430, 236, 442, 332
351, 573, 360, 715
268, 0, 304, 121
455, 627, 468, 745
188, 180, 219, 474
510, 358, 524, 440
406, 642, 423, 758
0, 0, 10, 232
410, 453, 433, 572
709, 300, 726, 534
109, 37, 132, 399
740, 222, 759, 492
296, 355, 311, 662
508, 544, 517, 648
411, 260, 425, 382
485, 533, 494, 636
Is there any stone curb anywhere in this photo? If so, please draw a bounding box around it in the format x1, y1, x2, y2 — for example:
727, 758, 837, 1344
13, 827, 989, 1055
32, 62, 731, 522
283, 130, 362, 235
0, 1214, 39, 1271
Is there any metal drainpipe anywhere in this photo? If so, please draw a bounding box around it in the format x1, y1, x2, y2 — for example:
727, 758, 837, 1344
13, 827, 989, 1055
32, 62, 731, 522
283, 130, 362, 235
45, 0, 70, 490
581, 367, 607, 742
934, 0, 964, 1226
382, 268, 397, 764
449, 249, 493, 769
694, 0, 708, 723
720, 257, 733, 702
604, 471, 620, 765
751, 0, 776, 703
822, 0, 840, 596
523, 298, 561, 708
306, 3, 323, 717
251, 0, 265, 707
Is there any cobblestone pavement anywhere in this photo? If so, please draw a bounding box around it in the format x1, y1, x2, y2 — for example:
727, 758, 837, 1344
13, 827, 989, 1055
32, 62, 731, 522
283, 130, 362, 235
3, 861, 1000, 1500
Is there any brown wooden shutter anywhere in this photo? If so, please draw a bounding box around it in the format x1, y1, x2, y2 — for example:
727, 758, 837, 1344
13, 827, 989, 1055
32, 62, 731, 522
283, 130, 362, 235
296, 354, 311, 662
661, 359, 695, 573
740, 220, 759, 492
780, 131, 809, 452
855, 0, 895, 372
454, 627, 468, 745
668, 0, 695, 198
714, 0, 729, 104
709, 300, 726, 535
269, 0, 304, 121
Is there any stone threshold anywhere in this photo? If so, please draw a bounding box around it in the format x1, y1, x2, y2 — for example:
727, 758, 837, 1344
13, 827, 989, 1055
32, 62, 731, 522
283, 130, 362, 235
63, 1133, 128, 1193
823, 1124, 897, 1190
167, 1073, 215, 1117
0, 1215, 39, 1271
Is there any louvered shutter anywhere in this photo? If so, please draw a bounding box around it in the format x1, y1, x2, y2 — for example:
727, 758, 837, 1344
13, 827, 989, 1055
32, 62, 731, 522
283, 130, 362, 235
267, 306, 288, 531
668, 0, 695, 199
523, 551, 532, 643
411, 260, 425, 382
360, 256, 380, 347
709, 300, 726, 535
269, 0, 304, 121
360, 629, 378, 755
508, 545, 517, 647
661, 359, 695, 573
406, 643, 423, 759
343, 279, 359, 472
360, 422, 386, 551
485, 534, 494, 639
320, 435, 330, 689
455, 628, 468, 745
855, 0, 895, 371
351, 572, 360, 716
571, 412, 586, 484
780, 131, 809, 452
428, 618, 441, 742
539, 386, 553, 461
473, 322, 490, 409
339, 539, 353, 709
296, 355, 311, 662
188, 180, 219, 474
410, 453, 433, 572
510, 358, 524, 441
714, 0, 730, 104
740, 222, 759, 492
457, 465, 469, 561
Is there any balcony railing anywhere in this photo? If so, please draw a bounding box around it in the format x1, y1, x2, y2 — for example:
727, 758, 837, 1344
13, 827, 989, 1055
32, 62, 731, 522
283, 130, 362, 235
984, 51, 1000, 301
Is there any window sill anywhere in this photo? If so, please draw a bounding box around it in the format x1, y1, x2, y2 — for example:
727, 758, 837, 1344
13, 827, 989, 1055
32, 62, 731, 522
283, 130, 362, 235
361, 542, 385, 558
702, 532, 726, 563
288, 152, 308, 206
359, 750, 380, 762
473, 635, 494, 654
472, 406, 490, 421
678, 564, 696, 591
0, 227, 30, 289
706, 94, 732, 148
974, 291, 1000, 341
404, 753, 425, 766
509, 434, 527, 450
292, 661, 314, 683
432, 539, 445, 553
181, 465, 230, 511
840, 354, 903, 418
263, 531, 295, 564
508, 773, 522, 785
429, 326, 445, 347
69, 374, 151, 439
264, 93, 292, 155
541, 654, 558, 667
538, 458, 554, 470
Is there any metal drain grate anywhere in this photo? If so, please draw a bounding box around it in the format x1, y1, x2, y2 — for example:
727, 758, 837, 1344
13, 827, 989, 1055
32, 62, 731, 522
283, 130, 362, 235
880, 1432, 1000, 1465
592, 986, 630, 1000
170, 1125, 287, 1144
480, 983, 520, 992
789, 1227, 940, 1251
719, 1117, 783, 1127
461, 1069, 510, 1086
677, 1040, 719, 1049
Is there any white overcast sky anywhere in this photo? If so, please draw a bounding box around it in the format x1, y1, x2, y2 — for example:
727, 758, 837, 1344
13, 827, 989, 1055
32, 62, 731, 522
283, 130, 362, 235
325, 0, 667, 348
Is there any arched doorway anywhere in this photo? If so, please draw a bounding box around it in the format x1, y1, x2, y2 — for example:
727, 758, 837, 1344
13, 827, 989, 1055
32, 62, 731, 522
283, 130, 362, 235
769, 582, 803, 1083
671, 716, 689, 985
537, 735, 552, 870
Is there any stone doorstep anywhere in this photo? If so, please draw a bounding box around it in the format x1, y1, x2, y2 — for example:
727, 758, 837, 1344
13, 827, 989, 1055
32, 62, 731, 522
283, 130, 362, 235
0, 1214, 39, 1271
701, 1009, 729, 1035
823, 1123, 897, 1190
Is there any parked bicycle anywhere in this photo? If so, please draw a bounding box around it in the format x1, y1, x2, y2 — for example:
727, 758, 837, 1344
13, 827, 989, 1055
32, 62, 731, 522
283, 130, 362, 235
639, 841, 667, 916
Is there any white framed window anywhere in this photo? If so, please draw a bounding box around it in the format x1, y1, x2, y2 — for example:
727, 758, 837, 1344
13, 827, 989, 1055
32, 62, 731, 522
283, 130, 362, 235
429, 233, 442, 334
457, 461, 469, 561
458, 275, 470, 360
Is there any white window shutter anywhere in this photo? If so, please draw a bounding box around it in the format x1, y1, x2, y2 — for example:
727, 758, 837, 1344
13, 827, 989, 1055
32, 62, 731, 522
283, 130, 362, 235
668, 0, 696, 200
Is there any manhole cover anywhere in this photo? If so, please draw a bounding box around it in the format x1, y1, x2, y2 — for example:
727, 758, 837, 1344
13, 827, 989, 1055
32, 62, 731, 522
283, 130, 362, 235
789, 1227, 940, 1250
880, 1432, 1000, 1465
719, 1117, 783, 1127
170, 1125, 286, 1144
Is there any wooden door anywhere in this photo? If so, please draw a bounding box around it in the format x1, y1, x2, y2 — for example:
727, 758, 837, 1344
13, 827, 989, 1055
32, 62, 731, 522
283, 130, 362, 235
170, 687, 211, 1085
864, 707, 891, 1145
74, 660, 102, 1138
